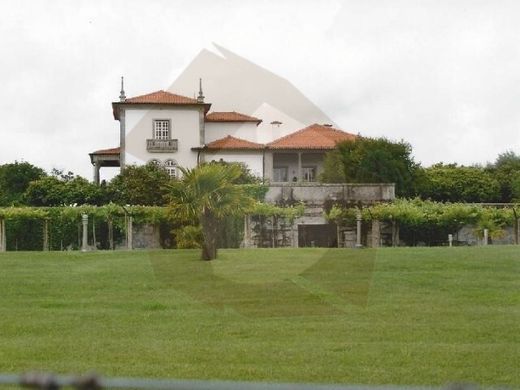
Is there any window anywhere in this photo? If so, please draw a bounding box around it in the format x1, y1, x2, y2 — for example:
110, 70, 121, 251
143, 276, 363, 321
153, 120, 170, 140
273, 167, 288, 182
148, 159, 161, 166
302, 166, 317, 182
164, 159, 177, 179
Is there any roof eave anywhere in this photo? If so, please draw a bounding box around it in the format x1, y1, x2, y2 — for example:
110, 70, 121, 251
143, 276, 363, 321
111, 102, 212, 118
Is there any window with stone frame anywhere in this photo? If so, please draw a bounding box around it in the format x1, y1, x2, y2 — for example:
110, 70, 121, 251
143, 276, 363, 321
164, 159, 177, 179
153, 120, 170, 140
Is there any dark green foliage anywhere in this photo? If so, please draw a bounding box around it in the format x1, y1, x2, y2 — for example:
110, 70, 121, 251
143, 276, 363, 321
207, 160, 262, 184
168, 163, 257, 259
485, 150, 520, 202
173, 225, 203, 249
0, 161, 46, 206
418, 163, 501, 203
5, 217, 44, 250
321, 137, 420, 197
25, 175, 106, 206
107, 163, 172, 206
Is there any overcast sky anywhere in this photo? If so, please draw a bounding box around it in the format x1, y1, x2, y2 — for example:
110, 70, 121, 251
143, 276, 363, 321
1, 0, 519, 180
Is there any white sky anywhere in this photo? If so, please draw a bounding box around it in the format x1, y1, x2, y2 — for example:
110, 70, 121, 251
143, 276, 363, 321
1, 0, 519, 180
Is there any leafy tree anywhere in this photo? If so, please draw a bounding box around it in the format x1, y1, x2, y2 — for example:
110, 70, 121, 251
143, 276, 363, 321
320, 137, 420, 197
485, 151, 520, 202
0, 161, 46, 206
107, 163, 172, 206
167, 163, 256, 260
206, 160, 262, 184
25, 175, 106, 206
418, 163, 500, 203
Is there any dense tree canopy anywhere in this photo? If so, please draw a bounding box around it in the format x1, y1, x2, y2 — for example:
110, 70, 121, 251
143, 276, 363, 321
0, 161, 46, 206
24, 175, 105, 206
320, 137, 420, 197
485, 151, 520, 202
418, 163, 501, 203
107, 164, 172, 206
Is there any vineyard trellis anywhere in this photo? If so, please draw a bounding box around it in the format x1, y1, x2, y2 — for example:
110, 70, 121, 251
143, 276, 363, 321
326, 199, 520, 246
0, 202, 306, 252
0, 200, 518, 251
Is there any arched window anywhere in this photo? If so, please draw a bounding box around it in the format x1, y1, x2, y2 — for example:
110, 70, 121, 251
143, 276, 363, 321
148, 159, 161, 167
164, 159, 177, 179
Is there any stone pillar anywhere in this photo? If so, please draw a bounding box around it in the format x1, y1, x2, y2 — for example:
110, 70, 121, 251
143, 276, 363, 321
371, 220, 381, 248
127, 216, 133, 250
355, 210, 363, 248
0, 218, 6, 252
43, 219, 49, 251
448, 234, 453, 247
81, 214, 88, 252
483, 229, 488, 246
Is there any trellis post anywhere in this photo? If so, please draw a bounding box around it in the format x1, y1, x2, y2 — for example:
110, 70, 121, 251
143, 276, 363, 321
43, 219, 49, 251
0, 218, 6, 252
127, 216, 133, 250
391, 220, 399, 247
371, 220, 381, 248
81, 214, 88, 252
108, 218, 114, 250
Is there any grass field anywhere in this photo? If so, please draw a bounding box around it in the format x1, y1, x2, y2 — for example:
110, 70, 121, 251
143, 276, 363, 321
0, 247, 518, 386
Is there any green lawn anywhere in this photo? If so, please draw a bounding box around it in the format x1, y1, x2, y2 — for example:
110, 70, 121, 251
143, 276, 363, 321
0, 247, 518, 386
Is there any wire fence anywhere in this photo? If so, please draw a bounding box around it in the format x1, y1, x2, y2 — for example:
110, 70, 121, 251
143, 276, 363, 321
0, 373, 485, 390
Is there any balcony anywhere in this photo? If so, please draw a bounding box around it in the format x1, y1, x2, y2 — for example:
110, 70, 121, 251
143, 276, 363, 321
146, 139, 178, 153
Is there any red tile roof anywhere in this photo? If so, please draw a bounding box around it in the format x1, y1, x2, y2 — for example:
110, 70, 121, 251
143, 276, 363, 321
124, 90, 199, 104
205, 111, 262, 124
205, 135, 264, 150
268, 123, 357, 150
90, 147, 120, 155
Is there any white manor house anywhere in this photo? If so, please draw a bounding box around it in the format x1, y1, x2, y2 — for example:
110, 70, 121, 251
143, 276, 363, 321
89, 77, 395, 248
89, 79, 358, 184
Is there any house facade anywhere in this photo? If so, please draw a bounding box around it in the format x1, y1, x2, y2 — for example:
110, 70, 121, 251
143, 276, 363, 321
89, 79, 396, 248
89, 80, 358, 184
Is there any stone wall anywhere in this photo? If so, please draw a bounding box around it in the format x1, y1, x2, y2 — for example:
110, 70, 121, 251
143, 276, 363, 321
456, 225, 518, 246
265, 183, 395, 205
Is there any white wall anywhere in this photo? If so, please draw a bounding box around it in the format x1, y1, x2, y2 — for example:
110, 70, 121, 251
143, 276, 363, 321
124, 107, 201, 169
205, 122, 261, 143
204, 151, 264, 178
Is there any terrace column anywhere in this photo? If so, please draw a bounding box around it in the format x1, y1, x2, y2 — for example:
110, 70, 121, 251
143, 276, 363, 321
93, 161, 100, 185
297, 152, 302, 182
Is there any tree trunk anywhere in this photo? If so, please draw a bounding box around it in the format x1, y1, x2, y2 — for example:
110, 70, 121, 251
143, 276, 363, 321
201, 209, 218, 260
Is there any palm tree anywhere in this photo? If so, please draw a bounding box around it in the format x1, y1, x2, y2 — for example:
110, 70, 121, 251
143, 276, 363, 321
168, 163, 255, 260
